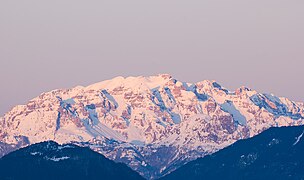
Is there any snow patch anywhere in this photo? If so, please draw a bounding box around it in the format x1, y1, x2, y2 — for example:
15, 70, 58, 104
170, 112, 181, 124
293, 131, 304, 146
221, 101, 247, 126
268, 138, 280, 147
47, 156, 70, 162
30, 152, 42, 156
57, 145, 75, 150
101, 89, 118, 108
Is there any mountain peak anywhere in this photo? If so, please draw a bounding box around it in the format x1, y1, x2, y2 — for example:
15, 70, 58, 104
85, 74, 174, 91
155, 73, 173, 79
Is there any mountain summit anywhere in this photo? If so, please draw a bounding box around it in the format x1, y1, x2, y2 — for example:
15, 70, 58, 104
1, 74, 303, 178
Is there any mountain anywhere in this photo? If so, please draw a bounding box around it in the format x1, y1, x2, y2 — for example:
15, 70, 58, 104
0, 141, 143, 180
162, 125, 304, 180
0, 74, 303, 179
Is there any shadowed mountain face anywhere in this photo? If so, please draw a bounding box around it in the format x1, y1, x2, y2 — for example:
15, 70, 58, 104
162, 125, 304, 180
0, 141, 144, 180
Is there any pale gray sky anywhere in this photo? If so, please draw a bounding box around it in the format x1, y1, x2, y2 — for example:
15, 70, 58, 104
1, 0, 304, 115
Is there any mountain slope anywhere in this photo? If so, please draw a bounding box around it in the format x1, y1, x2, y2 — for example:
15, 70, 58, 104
0, 74, 303, 178
162, 125, 304, 180
0, 141, 144, 180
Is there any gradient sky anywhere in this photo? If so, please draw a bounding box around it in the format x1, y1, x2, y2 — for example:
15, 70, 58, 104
1, 0, 303, 115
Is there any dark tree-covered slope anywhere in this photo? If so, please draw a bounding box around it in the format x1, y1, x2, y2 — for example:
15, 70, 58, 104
0, 141, 144, 180
163, 125, 304, 180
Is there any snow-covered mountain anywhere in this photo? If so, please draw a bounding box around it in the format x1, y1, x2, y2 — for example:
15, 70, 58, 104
1, 74, 303, 179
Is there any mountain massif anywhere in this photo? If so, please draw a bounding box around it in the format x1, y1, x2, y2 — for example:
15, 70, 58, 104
0, 74, 303, 178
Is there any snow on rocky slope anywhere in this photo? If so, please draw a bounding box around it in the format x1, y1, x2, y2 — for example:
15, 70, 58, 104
0, 74, 303, 179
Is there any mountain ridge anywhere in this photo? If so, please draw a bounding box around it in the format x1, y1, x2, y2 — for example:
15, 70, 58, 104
0, 74, 303, 179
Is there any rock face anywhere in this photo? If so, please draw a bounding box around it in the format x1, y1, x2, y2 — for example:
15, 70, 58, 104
162, 125, 304, 180
0, 141, 144, 180
0, 74, 304, 179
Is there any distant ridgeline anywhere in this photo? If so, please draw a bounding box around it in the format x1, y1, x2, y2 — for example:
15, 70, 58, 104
0, 141, 143, 180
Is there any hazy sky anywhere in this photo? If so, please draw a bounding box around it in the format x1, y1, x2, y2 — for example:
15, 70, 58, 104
1, 0, 304, 115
